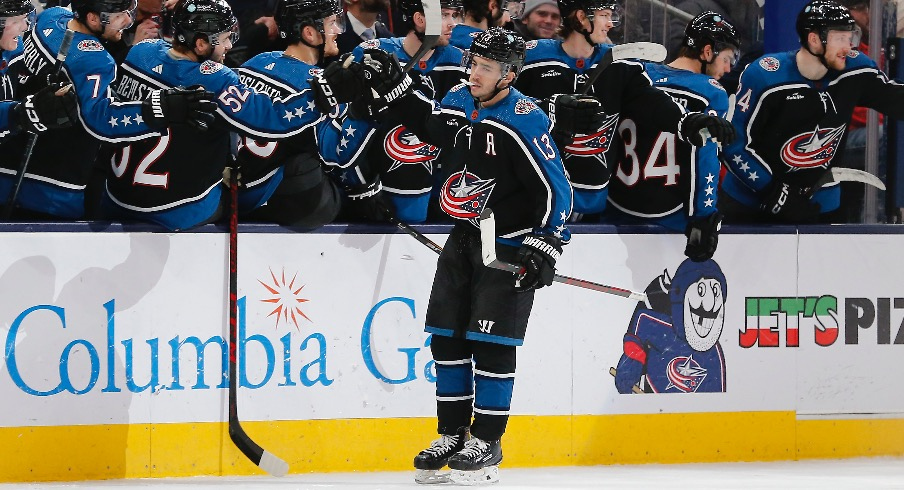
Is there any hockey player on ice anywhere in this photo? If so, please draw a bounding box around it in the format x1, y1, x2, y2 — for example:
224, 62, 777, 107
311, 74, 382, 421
356, 27, 572, 484
614, 258, 727, 394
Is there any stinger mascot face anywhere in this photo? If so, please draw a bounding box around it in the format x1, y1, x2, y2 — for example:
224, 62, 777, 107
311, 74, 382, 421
670, 259, 728, 352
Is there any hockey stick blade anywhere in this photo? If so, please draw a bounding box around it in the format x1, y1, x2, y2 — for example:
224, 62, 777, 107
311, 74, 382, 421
227, 170, 289, 477
581, 42, 667, 95
478, 208, 648, 302
402, 0, 442, 72
815, 167, 886, 191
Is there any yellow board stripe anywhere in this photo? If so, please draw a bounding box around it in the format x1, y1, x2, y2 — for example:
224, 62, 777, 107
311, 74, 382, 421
4, 413, 904, 482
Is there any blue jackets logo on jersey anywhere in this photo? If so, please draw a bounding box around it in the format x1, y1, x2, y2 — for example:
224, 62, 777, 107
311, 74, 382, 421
780, 125, 845, 169
666, 355, 707, 393
440, 169, 495, 220
383, 124, 440, 167
565, 113, 618, 156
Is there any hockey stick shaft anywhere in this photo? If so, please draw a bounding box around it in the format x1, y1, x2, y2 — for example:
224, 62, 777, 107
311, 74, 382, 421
4, 29, 74, 220
580, 42, 667, 95
401, 0, 442, 72
227, 169, 289, 477
388, 214, 444, 255
478, 208, 648, 302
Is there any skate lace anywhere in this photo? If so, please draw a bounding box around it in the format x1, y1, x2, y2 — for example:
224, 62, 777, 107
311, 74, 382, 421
455, 437, 489, 458
424, 434, 460, 456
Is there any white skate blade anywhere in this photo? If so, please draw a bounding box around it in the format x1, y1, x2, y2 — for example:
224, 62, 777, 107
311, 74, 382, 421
415, 469, 452, 484
449, 466, 499, 485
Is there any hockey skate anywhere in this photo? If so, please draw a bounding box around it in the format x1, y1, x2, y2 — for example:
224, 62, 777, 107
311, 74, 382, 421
448, 436, 502, 485
413, 426, 469, 484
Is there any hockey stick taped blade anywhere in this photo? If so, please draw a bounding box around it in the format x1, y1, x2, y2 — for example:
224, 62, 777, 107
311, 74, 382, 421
402, 0, 441, 71
610, 42, 666, 62
422, 0, 442, 36
479, 208, 498, 267
259, 451, 290, 477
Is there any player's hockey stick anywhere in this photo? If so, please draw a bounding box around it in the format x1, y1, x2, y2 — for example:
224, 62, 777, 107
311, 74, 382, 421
226, 168, 289, 477
580, 42, 667, 96
479, 208, 648, 301
401, 0, 442, 72
813, 167, 886, 192
384, 211, 444, 255
4, 29, 74, 220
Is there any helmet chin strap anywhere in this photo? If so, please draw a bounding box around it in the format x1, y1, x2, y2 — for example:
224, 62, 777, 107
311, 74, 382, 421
579, 11, 596, 46
805, 43, 832, 70
299, 23, 327, 64
473, 71, 510, 105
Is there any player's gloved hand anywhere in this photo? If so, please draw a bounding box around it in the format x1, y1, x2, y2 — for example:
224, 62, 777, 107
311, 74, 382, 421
360, 48, 413, 106
678, 112, 735, 147
142, 86, 216, 130
684, 212, 722, 262
345, 179, 394, 222
347, 92, 389, 121
759, 180, 821, 223
544, 94, 606, 136
14, 82, 78, 133
312, 53, 366, 112
514, 234, 562, 292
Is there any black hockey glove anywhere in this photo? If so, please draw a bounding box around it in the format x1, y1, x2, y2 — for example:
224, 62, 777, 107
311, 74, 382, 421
344, 179, 394, 222
678, 112, 735, 147
312, 54, 366, 113
347, 91, 389, 122
514, 234, 562, 293
684, 212, 722, 262
13, 82, 78, 133
759, 181, 821, 223
361, 48, 413, 106
142, 86, 216, 131
544, 94, 606, 136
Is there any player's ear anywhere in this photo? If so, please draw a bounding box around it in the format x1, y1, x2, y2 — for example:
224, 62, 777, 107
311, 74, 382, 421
86, 11, 101, 29
414, 11, 426, 31
193, 36, 210, 54
302, 24, 319, 45
808, 31, 821, 50
701, 44, 714, 63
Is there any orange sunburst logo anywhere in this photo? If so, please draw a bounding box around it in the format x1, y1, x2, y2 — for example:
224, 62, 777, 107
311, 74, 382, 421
258, 267, 311, 330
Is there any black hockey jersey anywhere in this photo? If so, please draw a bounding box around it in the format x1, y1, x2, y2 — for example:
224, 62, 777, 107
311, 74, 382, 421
515, 39, 685, 214
0, 37, 24, 142
337, 38, 467, 223
607, 63, 728, 231
398, 84, 572, 241
722, 50, 904, 214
